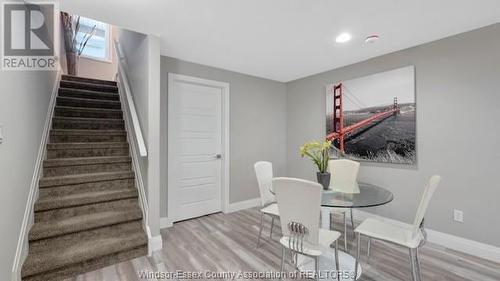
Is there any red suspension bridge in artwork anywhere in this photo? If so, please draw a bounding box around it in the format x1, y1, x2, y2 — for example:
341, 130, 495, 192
326, 83, 400, 152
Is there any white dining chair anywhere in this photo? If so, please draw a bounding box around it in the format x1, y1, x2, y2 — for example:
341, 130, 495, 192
273, 177, 341, 281
354, 175, 442, 281
328, 159, 360, 251
254, 161, 280, 247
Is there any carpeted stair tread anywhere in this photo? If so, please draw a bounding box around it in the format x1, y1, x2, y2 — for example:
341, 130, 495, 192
46, 142, 130, 158
57, 96, 122, 109
61, 75, 117, 86
28, 221, 145, 253
29, 207, 143, 241
47, 142, 128, 150
59, 87, 120, 101
52, 116, 123, 121
37, 180, 136, 206
52, 116, 125, 130
39, 171, 134, 188
22, 247, 147, 281
54, 106, 123, 119
21, 221, 146, 278
34, 198, 140, 223
43, 156, 132, 177
60, 80, 118, 93
50, 129, 126, 135
53, 116, 123, 121
44, 156, 131, 167
34, 188, 138, 211
50, 129, 127, 143
46, 142, 129, 158
47, 146, 129, 159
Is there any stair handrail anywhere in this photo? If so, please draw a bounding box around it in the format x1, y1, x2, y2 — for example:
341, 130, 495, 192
113, 39, 147, 157
114, 39, 149, 232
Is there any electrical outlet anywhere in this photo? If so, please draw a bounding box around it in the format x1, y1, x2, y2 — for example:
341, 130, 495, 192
453, 209, 464, 223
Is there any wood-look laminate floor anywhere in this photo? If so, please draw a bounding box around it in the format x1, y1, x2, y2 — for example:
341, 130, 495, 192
65, 208, 500, 281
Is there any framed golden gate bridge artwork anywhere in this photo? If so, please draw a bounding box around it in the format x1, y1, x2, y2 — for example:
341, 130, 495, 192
326, 66, 416, 164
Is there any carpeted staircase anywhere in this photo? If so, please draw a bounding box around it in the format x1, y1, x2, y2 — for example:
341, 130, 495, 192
21, 75, 148, 281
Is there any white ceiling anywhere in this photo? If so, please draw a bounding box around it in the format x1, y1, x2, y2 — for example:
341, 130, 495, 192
61, 0, 500, 82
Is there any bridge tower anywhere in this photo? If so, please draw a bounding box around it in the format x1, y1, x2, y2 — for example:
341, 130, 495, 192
393, 97, 400, 114
332, 83, 345, 152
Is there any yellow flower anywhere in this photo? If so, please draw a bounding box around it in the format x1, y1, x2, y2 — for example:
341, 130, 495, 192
299, 140, 332, 173
299, 145, 306, 157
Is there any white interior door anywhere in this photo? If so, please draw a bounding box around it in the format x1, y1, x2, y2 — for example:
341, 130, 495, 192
168, 74, 228, 222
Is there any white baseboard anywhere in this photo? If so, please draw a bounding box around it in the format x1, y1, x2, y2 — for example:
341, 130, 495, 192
149, 235, 163, 253
161, 198, 261, 228
426, 229, 500, 264
11, 70, 61, 281
160, 217, 173, 229
353, 209, 500, 264
145, 226, 163, 256
226, 198, 261, 213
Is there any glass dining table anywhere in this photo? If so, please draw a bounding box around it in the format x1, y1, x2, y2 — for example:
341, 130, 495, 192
319, 182, 394, 230
270, 181, 394, 280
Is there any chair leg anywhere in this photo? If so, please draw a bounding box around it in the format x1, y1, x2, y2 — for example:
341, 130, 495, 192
350, 209, 355, 229
270, 216, 275, 239
334, 240, 340, 279
315, 256, 320, 281
416, 247, 423, 281
330, 211, 333, 229
344, 213, 348, 251
409, 248, 418, 281
280, 245, 286, 272
257, 212, 264, 247
367, 238, 371, 258
350, 210, 355, 251
354, 233, 361, 280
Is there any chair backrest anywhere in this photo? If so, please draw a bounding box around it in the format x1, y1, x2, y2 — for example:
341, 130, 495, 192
254, 161, 275, 206
412, 175, 442, 237
273, 177, 322, 246
328, 159, 360, 193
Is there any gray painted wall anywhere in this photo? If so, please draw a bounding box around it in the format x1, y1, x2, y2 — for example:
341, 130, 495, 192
286, 23, 500, 247
0, 70, 58, 280
160, 56, 288, 217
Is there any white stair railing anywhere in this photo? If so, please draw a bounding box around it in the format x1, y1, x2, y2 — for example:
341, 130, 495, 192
114, 40, 147, 157
113, 40, 149, 240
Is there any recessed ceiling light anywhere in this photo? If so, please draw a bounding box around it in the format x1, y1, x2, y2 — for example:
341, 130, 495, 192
335, 32, 352, 43
365, 35, 380, 43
